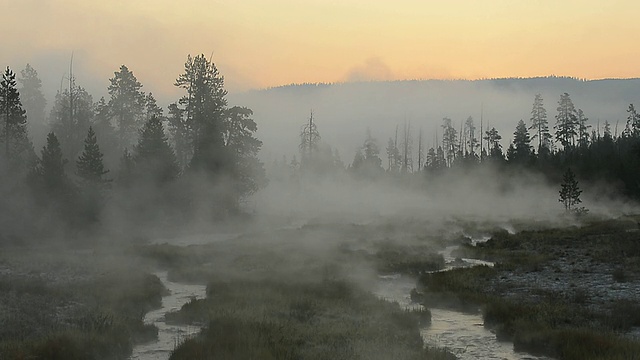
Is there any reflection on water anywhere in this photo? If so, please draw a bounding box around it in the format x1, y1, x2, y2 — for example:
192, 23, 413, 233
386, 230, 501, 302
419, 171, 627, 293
129, 271, 207, 360
375, 274, 552, 360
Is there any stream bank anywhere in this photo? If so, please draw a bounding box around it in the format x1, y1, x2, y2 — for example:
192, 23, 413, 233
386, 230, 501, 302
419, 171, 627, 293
129, 271, 206, 360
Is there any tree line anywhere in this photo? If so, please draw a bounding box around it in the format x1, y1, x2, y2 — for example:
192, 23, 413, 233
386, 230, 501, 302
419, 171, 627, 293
0, 55, 266, 242
279, 92, 640, 200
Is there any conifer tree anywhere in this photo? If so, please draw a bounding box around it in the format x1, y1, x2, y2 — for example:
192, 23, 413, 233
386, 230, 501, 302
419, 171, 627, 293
529, 94, 551, 154
37, 132, 68, 191
623, 104, 640, 138
509, 120, 532, 163
108, 65, 145, 149
559, 168, 582, 211
174, 55, 228, 172
133, 116, 179, 184
0, 67, 31, 168
76, 126, 109, 184
555, 93, 578, 150
18, 64, 47, 149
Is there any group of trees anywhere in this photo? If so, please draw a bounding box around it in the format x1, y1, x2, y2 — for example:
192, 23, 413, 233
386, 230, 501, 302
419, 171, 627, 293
0, 56, 266, 241
279, 91, 640, 206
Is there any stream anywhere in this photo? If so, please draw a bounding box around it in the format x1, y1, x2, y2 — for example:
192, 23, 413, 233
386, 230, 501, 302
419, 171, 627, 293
129, 271, 207, 360
131, 230, 553, 359
375, 243, 554, 360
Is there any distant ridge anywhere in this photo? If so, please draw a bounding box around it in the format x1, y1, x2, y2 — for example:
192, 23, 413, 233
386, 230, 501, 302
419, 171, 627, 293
230, 76, 640, 162
255, 76, 640, 93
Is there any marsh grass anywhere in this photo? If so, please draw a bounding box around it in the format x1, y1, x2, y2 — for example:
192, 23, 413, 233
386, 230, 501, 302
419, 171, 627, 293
414, 218, 640, 360
168, 278, 453, 360
0, 270, 166, 359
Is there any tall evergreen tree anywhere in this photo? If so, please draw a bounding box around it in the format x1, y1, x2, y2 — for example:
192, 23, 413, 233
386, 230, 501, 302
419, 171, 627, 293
76, 126, 109, 184
35, 132, 68, 192
576, 109, 591, 147
529, 94, 550, 154
559, 168, 582, 212
463, 116, 478, 158
441, 117, 457, 167
223, 106, 266, 197
174, 54, 228, 172
484, 127, 504, 160
385, 136, 400, 172
133, 116, 179, 184
144, 92, 163, 122
299, 111, 321, 167
509, 120, 532, 163
108, 65, 145, 149
167, 102, 191, 169
623, 104, 640, 138
0, 67, 31, 169
555, 92, 578, 150
18, 64, 47, 149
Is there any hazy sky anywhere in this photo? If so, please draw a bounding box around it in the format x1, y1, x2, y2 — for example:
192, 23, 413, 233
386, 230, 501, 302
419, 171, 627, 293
3, 0, 640, 102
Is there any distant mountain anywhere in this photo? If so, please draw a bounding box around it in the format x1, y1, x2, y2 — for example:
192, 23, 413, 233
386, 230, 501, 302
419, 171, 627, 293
228, 77, 640, 164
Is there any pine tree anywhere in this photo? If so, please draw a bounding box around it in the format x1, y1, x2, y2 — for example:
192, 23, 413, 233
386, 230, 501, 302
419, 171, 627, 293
576, 109, 591, 147
529, 94, 551, 154
559, 168, 582, 212
555, 93, 578, 150
441, 117, 457, 167
133, 116, 179, 184
623, 104, 640, 138
509, 120, 532, 163
0, 67, 31, 168
223, 106, 266, 197
36, 132, 68, 191
299, 110, 321, 168
385, 137, 400, 172
76, 126, 109, 184
108, 65, 146, 149
18, 64, 47, 149
174, 54, 228, 172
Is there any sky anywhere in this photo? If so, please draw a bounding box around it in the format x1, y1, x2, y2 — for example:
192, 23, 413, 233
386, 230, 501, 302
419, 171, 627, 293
3, 0, 640, 104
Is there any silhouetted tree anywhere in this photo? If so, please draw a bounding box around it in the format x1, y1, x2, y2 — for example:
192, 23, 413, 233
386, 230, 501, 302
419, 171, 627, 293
224, 106, 266, 197
529, 94, 551, 154
352, 129, 383, 176
623, 104, 640, 138
167, 102, 191, 169
18, 64, 47, 149
576, 109, 590, 148
133, 116, 179, 185
559, 168, 582, 212
108, 65, 146, 149
76, 127, 109, 184
174, 54, 228, 172
299, 110, 321, 167
484, 127, 503, 160
76, 127, 110, 223
441, 117, 457, 167
33, 132, 70, 195
508, 120, 532, 164
385, 136, 400, 172
0, 67, 31, 170
555, 92, 578, 150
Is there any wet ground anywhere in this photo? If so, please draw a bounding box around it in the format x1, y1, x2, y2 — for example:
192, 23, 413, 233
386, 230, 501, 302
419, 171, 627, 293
130, 271, 206, 360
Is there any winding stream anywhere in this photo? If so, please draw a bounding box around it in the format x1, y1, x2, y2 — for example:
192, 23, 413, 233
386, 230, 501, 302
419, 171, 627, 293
375, 242, 553, 360
129, 271, 207, 360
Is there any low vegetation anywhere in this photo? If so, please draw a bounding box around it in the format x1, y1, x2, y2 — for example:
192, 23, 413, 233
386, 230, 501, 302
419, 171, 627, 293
413, 218, 640, 360
0, 250, 166, 360
168, 277, 453, 360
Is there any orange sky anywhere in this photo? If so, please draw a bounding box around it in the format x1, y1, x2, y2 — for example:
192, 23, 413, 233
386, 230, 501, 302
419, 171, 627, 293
2, 0, 640, 100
